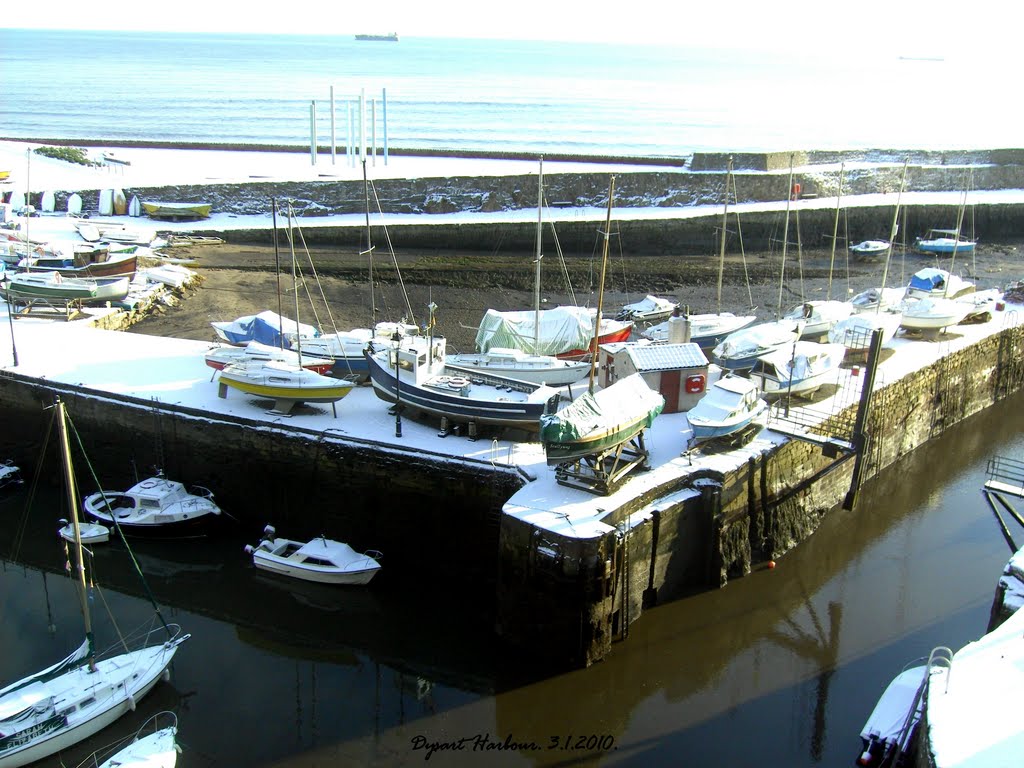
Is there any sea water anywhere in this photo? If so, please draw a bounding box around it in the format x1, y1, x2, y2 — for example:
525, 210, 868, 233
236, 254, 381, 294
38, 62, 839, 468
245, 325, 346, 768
0, 29, 1016, 157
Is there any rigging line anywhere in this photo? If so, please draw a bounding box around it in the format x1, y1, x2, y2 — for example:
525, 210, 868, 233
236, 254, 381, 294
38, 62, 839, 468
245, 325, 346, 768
730, 170, 754, 310
66, 415, 172, 637
546, 219, 577, 306
370, 179, 416, 325
291, 220, 335, 333
8, 410, 55, 561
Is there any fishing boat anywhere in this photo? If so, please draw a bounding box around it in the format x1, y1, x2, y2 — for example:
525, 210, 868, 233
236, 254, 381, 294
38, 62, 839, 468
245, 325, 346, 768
245, 525, 382, 585
446, 347, 590, 387
204, 340, 335, 376
749, 341, 846, 398
711, 320, 802, 371
0, 399, 188, 768
849, 240, 891, 259
686, 374, 767, 442
616, 294, 679, 324
914, 228, 976, 255
0, 460, 23, 490
366, 329, 562, 432
140, 200, 212, 220
83, 470, 223, 538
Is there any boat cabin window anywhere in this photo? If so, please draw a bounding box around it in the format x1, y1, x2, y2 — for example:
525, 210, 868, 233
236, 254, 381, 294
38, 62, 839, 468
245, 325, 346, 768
303, 556, 333, 567
140, 499, 161, 510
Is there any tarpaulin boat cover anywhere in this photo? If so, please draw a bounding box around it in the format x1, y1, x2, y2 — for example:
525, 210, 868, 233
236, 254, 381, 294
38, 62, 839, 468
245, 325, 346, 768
539, 373, 664, 442
213, 310, 319, 348
474, 305, 596, 356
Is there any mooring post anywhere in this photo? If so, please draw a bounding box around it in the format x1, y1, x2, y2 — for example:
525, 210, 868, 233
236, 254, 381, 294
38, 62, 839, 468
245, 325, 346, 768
843, 328, 884, 510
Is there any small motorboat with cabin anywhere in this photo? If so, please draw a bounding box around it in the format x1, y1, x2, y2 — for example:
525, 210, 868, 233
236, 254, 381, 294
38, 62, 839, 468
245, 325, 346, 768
615, 294, 679, 324
83, 470, 223, 537
904, 267, 974, 300
855, 662, 927, 767
749, 341, 846, 398
245, 525, 382, 585
711, 319, 802, 371
897, 296, 972, 333
849, 240, 891, 259
828, 312, 901, 356
686, 374, 767, 442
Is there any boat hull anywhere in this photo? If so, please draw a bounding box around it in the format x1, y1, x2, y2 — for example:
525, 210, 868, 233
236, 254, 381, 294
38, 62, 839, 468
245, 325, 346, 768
217, 371, 354, 404
555, 322, 633, 360
544, 417, 649, 465
141, 201, 212, 220
252, 553, 380, 585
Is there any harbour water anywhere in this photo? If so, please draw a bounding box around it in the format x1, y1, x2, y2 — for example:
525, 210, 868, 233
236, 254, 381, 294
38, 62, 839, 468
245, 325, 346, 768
1, 386, 1021, 767
0, 30, 1019, 157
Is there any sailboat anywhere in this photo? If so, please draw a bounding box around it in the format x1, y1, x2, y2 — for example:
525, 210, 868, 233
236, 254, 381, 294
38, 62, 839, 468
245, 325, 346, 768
642, 157, 756, 349
470, 159, 632, 362
829, 160, 908, 355
216, 202, 355, 414
0, 399, 188, 768
286, 162, 419, 382
540, 178, 666, 466
449, 158, 591, 387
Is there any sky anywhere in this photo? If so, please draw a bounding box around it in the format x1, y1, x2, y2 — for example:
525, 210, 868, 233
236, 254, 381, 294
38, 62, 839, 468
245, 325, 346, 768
0, 1, 1013, 54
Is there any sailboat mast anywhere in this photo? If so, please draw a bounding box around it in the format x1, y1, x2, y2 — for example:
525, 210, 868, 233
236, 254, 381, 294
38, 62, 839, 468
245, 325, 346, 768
364, 159, 375, 325
55, 399, 94, 660
827, 162, 845, 301
272, 199, 283, 347
588, 177, 615, 394
716, 157, 732, 315
877, 159, 909, 313
534, 157, 544, 353
288, 204, 303, 359
776, 157, 794, 319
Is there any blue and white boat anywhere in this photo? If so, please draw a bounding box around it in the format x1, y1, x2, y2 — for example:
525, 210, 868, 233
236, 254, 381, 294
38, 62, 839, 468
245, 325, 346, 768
686, 374, 766, 442
914, 228, 976, 255
711, 320, 801, 371
211, 310, 319, 348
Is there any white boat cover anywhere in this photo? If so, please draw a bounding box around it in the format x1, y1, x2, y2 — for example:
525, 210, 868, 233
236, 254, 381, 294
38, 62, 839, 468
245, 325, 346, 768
212, 310, 319, 347
619, 295, 677, 317
539, 373, 664, 442
474, 305, 597, 356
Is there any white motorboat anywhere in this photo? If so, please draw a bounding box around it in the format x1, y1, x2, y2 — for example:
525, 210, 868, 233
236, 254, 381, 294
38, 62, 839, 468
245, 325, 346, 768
446, 347, 590, 387
904, 267, 975, 300
856, 663, 927, 767
914, 228, 976, 255
851, 287, 905, 314
711, 320, 802, 371
749, 341, 846, 397
783, 300, 852, 339
58, 518, 110, 544
641, 311, 758, 349
616, 294, 679, 323
245, 525, 382, 585
83, 470, 222, 538
0, 400, 187, 768
686, 374, 767, 442
93, 712, 180, 768
849, 240, 891, 259
898, 296, 972, 332
0, 459, 22, 490
828, 313, 901, 354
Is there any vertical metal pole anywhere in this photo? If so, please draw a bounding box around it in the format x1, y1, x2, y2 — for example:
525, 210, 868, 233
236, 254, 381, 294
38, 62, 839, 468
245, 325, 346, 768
309, 101, 317, 166
371, 98, 377, 167
348, 102, 355, 168
330, 85, 336, 165
359, 88, 367, 164
843, 328, 884, 510
382, 88, 389, 165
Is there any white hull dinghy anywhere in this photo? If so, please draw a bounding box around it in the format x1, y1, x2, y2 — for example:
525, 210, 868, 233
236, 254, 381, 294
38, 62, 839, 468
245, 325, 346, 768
58, 518, 110, 544
245, 525, 382, 585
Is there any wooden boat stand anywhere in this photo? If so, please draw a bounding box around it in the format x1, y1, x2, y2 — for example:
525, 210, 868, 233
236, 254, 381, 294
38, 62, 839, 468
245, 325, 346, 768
554, 431, 652, 496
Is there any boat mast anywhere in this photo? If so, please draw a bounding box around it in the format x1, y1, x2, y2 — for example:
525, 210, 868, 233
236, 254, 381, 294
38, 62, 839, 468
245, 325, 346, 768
827, 162, 845, 301
533, 156, 544, 354
877, 159, 909, 313
288, 203, 303, 359
946, 169, 969, 299
775, 156, 794, 320
272, 198, 284, 348
55, 398, 95, 669
716, 157, 732, 316
588, 176, 615, 394
363, 159, 375, 325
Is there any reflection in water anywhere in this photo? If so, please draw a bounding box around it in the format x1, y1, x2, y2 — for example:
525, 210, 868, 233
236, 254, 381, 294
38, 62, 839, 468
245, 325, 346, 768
2, 390, 1023, 767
